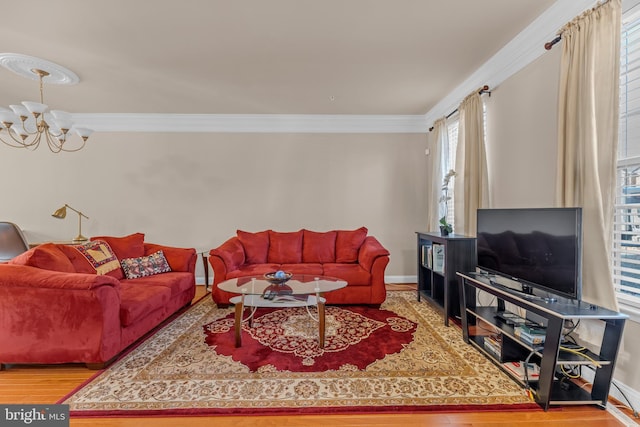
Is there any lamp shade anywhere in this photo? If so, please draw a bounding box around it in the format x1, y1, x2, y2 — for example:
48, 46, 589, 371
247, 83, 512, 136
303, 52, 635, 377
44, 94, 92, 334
51, 206, 67, 219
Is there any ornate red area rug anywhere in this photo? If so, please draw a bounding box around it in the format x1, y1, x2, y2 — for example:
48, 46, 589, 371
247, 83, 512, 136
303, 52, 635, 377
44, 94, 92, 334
203, 305, 416, 372
59, 291, 537, 416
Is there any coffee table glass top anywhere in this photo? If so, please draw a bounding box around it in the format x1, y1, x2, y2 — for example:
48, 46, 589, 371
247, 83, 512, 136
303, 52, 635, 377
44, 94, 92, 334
217, 274, 346, 296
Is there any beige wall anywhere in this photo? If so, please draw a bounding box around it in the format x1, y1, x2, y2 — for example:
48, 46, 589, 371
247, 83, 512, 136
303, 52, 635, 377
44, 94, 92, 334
0, 132, 428, 282
484, 46, 561, 208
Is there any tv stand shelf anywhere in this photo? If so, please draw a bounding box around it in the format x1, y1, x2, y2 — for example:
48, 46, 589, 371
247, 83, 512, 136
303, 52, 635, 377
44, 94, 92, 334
457, 272, 627, 411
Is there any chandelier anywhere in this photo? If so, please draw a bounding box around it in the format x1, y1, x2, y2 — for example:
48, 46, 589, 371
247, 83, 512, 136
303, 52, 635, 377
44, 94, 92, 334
0, 54, 93, 153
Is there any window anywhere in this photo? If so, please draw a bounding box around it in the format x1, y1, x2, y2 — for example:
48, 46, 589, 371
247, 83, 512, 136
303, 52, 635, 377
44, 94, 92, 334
440, 103, 486, 230
615, 7, 640, 308
443, 118, 458, 227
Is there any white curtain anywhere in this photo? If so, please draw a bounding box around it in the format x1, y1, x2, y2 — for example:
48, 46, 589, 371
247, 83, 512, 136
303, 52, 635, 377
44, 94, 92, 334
454, 92, 489, 236
426, 118, 446, 231
556, 0, 621, 310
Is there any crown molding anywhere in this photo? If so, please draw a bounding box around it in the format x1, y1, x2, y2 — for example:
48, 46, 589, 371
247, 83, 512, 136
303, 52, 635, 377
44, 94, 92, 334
71, 113, 430, 134
71, 0, 598, 134
423, 0, 597, 126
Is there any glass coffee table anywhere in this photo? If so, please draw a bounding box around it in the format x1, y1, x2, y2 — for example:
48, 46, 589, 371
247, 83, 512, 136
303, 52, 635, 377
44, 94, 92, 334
217, 274, 347, 348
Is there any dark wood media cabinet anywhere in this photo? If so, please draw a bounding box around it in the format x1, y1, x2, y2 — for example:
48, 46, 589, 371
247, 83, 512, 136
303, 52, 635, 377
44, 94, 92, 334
416, 232, 476, 326
457, 272, 627, 411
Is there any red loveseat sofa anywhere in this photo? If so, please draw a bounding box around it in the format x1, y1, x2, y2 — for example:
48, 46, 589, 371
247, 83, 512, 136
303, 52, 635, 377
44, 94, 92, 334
209, 227, 390, 306
0, 233, 196, 370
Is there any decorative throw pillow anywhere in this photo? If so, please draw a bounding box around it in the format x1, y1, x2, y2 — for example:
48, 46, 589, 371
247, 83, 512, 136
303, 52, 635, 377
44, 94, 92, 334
73, 240, 121, 275
121, 250, 172, 279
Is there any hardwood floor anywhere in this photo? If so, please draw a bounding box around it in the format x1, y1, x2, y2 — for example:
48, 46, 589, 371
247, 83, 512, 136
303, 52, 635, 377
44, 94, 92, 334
0, 284, 636, 427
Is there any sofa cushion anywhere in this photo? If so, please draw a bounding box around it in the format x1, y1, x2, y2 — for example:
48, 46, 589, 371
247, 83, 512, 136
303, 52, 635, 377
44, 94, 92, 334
9, 243, 75, 273
280, 263, 324, 276
237, 230, 270, 264
268, 230, 303, 264
210, 238, 245, 271
144, 244, 195, 273
121, 271, 194, 297
226, 263, 281, 279
335, 227, 368, 263
302, 230, 337, 263
119, 283, 172, 326
323, 263, 371, 286
121, 251, 172, 279
91, 233, 145, 260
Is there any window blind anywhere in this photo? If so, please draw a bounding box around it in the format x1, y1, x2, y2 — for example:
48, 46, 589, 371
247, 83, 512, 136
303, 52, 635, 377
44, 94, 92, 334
615, 10, 640, 306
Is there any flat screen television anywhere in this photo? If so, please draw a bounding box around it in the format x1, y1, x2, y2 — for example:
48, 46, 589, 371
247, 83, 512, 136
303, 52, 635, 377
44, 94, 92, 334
476, 207, 582, 301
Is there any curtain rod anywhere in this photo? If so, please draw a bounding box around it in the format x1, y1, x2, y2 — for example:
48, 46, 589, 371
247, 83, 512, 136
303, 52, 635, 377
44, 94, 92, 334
545, 35, 562, 50
545, 0, 613, 51
428, 85, 490, 132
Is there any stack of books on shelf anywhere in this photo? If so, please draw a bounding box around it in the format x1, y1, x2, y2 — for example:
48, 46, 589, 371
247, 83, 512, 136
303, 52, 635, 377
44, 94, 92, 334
421, 244, 432, 268
432, 244, 445, 273
514, 324, 546, 346
502, 361, 540, 381
483, 335, 502, 359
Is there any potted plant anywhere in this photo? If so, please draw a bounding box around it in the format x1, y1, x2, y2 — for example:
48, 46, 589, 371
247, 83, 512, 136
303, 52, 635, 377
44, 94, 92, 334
439, 169, 456, 236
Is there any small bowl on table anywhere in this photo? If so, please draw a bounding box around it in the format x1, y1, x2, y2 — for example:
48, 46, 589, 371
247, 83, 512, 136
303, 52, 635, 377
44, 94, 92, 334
264, 271, 293, 285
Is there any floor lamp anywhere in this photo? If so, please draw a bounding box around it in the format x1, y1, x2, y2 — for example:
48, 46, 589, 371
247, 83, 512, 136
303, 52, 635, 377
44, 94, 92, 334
52, 204, 89, 243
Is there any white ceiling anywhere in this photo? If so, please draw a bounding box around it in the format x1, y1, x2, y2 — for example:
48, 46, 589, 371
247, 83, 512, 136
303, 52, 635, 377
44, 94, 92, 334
0, 0, 561, 118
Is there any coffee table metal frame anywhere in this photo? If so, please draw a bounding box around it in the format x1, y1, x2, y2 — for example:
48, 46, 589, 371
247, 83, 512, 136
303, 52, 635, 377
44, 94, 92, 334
217, 275, 347, 348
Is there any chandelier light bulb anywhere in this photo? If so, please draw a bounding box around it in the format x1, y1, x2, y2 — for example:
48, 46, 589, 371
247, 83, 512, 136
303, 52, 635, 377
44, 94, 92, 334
22, 101, 48, 116
74, 128, 93, 140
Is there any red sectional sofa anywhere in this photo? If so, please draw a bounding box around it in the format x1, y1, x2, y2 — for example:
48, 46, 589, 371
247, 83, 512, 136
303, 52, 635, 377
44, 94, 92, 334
0, 233, 196, 369
209, 227, 390, 306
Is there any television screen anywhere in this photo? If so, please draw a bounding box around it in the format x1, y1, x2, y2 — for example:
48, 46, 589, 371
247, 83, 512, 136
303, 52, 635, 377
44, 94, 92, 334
476, 208, 582, 300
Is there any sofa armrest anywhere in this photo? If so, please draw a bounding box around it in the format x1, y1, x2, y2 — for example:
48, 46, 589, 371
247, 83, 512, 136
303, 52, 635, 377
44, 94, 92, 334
209, 237, 245, 282
358, 236, 390, 271
0, 264, 123, 364
144, 243, 197, 273
0, 263, 120, 291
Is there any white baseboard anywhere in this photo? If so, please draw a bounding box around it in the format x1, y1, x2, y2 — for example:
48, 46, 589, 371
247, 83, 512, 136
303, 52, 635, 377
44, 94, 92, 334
607, 379, 640, 423
385, 275, 417, 284
581, 367, 640, 423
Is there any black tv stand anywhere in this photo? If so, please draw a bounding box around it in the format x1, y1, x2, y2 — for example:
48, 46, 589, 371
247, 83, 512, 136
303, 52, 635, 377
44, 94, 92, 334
457, 271, 627, 411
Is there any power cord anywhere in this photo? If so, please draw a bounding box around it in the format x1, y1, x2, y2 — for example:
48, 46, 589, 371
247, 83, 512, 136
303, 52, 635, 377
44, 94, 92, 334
522, 350, 540, 401
582, 364, 639, 418
559, 345, 602, 368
